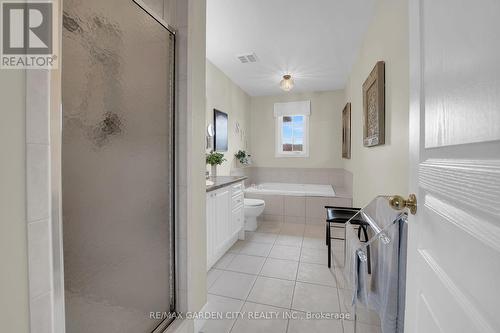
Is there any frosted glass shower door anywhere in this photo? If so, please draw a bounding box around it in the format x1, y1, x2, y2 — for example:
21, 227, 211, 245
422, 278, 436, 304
62, 1, 175, 332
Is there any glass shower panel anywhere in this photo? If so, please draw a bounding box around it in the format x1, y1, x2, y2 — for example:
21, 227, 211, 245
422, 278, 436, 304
62, 1, 175, 332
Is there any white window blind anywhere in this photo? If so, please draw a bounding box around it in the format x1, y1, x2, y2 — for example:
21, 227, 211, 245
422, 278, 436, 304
273, 100, 311, 117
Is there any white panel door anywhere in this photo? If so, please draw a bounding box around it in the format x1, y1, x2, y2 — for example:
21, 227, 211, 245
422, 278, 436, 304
407, 1, 500, 332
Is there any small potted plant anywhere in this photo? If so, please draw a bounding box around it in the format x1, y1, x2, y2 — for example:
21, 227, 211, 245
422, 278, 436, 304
206, 151, 226, 177
235, 150, 252, 166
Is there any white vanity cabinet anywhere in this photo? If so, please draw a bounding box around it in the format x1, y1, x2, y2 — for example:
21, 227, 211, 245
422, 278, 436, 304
206, 180, 245, 270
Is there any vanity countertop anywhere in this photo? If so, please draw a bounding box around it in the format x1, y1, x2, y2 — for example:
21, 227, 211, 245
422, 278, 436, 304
206, 176, 247, 192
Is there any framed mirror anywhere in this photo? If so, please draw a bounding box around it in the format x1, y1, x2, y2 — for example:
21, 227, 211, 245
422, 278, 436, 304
214, 109, 228, 152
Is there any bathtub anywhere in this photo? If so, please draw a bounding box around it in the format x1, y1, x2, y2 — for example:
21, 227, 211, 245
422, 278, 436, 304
244, 182, 350, 224
245, 182, 336, 197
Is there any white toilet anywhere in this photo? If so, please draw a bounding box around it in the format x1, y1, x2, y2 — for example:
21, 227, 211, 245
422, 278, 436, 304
243, 198, 266, 231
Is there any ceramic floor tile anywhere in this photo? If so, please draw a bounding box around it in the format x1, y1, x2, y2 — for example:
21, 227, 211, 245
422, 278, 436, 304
287, 311, 343, 333
304, 224, 325, 238
247, 276, 295, 309
297, 262, 337, 287
275, 235, 303, 247
207, 269, 224, 289
302, 236, 326, 249
239, 241, 273, 257
291, 282, 340, 313
225, 254, 266, 275
300, 247, 327, 265
269, 244, 301, 261
230, 302, 289, 333
279, 223, 305, 236
342, 320, 381, 333
245, 231, 278, 244
260, 258, 298, 281
214, 253, 236, 269
208, 271, 257, 300
256, 222, 282, 234
198, 294, 243, 333
228, 240, 245, 253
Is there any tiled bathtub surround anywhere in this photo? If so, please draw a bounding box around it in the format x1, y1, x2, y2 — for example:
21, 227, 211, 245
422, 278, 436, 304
245, 193, 352, 225
233, 167, 353, 224
231, 167, 353, 198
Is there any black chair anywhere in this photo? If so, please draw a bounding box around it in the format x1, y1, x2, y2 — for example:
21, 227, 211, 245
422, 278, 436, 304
325, 206, 371, 272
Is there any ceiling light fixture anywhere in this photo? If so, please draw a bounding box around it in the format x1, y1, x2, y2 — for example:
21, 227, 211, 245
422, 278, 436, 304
280, 74, 294, 92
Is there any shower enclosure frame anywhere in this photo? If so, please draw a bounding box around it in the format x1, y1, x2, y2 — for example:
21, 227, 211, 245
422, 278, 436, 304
30, 1, 179, 332
133, 2, 178, 331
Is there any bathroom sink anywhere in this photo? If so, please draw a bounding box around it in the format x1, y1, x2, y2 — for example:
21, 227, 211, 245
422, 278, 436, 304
206, 180, 214, 186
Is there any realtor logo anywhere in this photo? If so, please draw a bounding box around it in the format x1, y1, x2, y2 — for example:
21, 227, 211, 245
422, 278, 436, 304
1, 1, 58, 68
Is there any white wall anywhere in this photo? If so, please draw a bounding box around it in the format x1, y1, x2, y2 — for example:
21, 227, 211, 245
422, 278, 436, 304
0, 71, 30, 332
206, 60, 251, 175
250, 91, 345, 169
182, 0, 208, 317
343, 0, 409, 207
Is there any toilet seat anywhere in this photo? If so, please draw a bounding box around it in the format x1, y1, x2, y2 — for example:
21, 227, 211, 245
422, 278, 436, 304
244, 198, 265, 207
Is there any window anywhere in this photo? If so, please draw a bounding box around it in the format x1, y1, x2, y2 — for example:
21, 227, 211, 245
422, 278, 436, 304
275, 114, 309, 157
274, 101, 310, 157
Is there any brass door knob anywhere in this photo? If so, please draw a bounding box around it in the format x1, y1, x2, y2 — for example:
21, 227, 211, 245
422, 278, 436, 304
388, 194, 417, 215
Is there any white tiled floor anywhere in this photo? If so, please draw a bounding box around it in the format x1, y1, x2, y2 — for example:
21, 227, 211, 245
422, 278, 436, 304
226, 254, 266, 275
247, 276, 295, 308
260, 258, 298, 281
269, 244, 301, 261
202, 222, 381, 333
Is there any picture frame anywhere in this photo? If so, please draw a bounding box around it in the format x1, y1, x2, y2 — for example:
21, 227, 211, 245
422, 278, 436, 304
362, 61, 385, 147
342, 103, 351, 159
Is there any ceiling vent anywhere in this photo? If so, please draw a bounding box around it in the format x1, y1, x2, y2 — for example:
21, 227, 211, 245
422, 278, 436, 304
237, 53, 258, 64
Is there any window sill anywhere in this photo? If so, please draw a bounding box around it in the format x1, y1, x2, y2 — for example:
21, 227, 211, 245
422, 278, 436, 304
275, 153, 309, 158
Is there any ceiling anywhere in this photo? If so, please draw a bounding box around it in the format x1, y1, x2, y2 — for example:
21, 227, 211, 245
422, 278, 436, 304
206, 0, 376, 96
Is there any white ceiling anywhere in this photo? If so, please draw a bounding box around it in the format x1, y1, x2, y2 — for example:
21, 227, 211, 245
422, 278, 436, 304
206, 0, 376, 96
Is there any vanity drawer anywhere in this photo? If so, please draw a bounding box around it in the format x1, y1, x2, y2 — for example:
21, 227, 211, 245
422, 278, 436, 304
232, 194, 244, 209
231, 182, 243, 197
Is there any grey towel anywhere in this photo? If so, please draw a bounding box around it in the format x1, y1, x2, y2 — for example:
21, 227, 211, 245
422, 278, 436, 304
344, 206, 407, 333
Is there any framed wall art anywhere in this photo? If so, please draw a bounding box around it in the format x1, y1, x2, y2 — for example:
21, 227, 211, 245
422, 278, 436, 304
363, 61, 385, 147
342, 103, 351, 159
